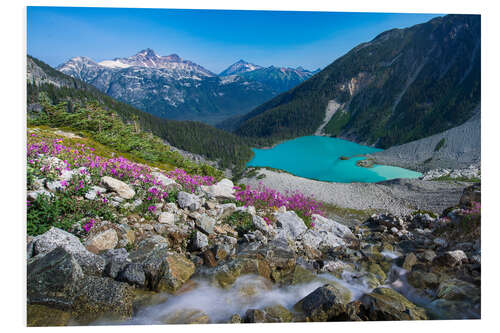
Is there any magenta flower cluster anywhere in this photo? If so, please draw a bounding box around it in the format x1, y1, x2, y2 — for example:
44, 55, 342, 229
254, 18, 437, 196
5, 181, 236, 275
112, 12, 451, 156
83, 219, 96, 232
234, 183, 324, 218
27, 136, 214, 196
166, 168, 215, 193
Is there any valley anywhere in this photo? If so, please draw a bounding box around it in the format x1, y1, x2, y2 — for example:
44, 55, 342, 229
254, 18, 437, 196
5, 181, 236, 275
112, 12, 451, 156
25, 11, 482, 326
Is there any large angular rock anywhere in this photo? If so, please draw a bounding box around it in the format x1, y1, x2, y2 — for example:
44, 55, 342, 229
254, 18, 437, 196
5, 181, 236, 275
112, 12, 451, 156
192, 231, 209, 251
177, 191, 201, 211
201, 178, 235, 199
85, 229, 118, 253
252, 215, 275, 236
160, 309, 210, 324
157, 253, 196, 293
359, 287, 428, 320
27, 247, 84, 308
70, 275, 134, 324
275, 211, 307, 240
129, 236, 169, 290
101, 176, 135, 199
294, 283, 352, 321
28, 227, 105, 276
311, 214, 355, 239
436, 279, 480, 302
433, 250, 468, 267
100, 248, 130, 279
117, 263, 146, 288
196, 214, 216, 235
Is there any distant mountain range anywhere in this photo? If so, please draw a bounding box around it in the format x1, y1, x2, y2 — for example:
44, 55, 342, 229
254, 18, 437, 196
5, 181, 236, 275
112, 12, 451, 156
233, 14, 480, 149
56, 49, 317, 124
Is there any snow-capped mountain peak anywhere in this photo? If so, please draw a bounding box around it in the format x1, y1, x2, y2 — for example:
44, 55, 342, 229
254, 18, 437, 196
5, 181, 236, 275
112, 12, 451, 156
219, 59, 263, 76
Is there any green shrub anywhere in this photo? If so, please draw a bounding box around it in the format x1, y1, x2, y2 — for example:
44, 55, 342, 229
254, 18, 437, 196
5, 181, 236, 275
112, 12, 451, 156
434, 138, 446, 152
224, 211, 255, 236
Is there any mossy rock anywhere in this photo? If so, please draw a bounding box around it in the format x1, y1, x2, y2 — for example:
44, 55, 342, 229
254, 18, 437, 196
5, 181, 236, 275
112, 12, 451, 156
360, 287, 428, 320
368, 263, 387, 284
27, 304, 71, 327
132, 290, 169, 313
264, 304, 293, 322
157, 253, 195, 293
160, 309, 210, 324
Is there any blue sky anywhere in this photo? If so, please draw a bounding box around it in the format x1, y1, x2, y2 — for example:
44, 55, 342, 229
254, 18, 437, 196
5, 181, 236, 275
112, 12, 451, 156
27, 7, 442, 73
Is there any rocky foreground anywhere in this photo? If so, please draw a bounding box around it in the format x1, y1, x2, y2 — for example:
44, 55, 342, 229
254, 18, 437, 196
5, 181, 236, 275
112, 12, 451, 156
27, 152, 481, 325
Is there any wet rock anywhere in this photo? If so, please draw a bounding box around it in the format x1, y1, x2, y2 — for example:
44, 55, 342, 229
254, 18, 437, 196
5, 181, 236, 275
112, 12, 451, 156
275, 211, 307, 240
157, 253, 196, 293
243, 309, 266, 323
402, 253, 418, 271
436, 279, 480, 302
201, 178, 235, 199
101, 176, 135, 199
177, 191, 201, 211
132, 290, 169, 313
407, 270, 439, 289
359, 287, 428, 320
85, 229, 118, 253
202, 250, 217, 268
196, 214, 216, 235
70, 275, 134, 325
28, 227, 105, 276
229, 314, 242, 323
294, 283, 352, 321
428, 299, 480, 319
27, 304, 71, 327
433, 250, 468, 267
433, 237, 448, 248
160, 309, 210, 324
264, 304, 293, 322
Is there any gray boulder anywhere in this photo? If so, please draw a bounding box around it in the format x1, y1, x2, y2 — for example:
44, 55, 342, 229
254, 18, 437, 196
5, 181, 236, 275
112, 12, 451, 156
196, 214, 216, 235
27, 247, 84, 308
28, 227, 105, 276
192, 231, 209, 251
275, 211, 307, 240
177, 191, 201, 211
101, 176, 135, 199
201, 178, 235, 199
311, 214, 355, 239
117, 263, 146, 288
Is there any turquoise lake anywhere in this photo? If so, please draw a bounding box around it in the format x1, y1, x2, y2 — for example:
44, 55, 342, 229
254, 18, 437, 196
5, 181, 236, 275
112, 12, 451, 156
247, 136, 422, 183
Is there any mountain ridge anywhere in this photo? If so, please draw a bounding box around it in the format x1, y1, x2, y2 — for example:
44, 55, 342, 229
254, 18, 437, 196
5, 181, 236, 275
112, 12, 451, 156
234, 14, 480, 150
56, 50, 316, 125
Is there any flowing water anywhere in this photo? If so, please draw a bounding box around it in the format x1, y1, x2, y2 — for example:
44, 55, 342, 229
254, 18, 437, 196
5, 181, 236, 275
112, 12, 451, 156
247, 136, 422, 183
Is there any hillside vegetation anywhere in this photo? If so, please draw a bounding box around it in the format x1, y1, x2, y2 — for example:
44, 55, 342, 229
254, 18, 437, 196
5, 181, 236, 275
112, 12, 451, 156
27, 56, 253, 172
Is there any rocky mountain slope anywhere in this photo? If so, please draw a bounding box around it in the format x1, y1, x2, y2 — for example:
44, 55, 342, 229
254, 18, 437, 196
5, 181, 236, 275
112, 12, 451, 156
368, 105, 481, 171
56, 50, 315, 124
234, 14, 480, 150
